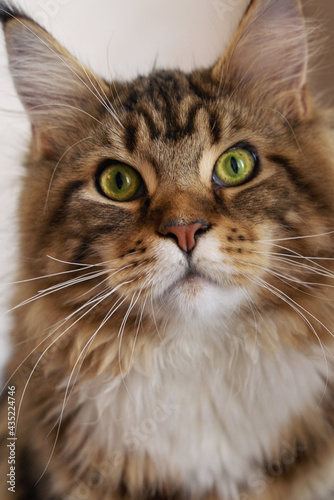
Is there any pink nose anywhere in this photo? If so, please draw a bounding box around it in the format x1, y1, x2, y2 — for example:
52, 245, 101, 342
160, 222, 207, 253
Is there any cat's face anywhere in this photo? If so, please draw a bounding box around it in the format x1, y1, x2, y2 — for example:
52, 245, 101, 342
3, 0, 334, 342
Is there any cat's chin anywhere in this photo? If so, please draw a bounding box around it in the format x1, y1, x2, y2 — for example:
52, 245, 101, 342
157, 272, 245, 328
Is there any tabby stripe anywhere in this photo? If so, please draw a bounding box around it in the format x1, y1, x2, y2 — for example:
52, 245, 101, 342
124, 123, 138, 153
213, 190, 230, 215
46, 180, 84, 229
269, 212, 299, 235
72, 236, 94, 263
123, 88, 139, 111
209, 109, 222, 144
148, 74, 183, 140
71, 223, 133, 263
82, 224, 124, 235
267, 154, 325, 207
263, 437, 312, 481
137, 107, 161, 140
230, 180, 299, 232
182, 103, 203, 137
165, 102, 203, 141
69, 201, 132, 227
188, 73, 216, 101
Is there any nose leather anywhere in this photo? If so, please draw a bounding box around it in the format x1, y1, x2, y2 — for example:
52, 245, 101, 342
160, 222, 206, 253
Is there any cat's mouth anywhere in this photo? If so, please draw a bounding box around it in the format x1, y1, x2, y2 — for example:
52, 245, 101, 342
162, 267, 209, 297
162, 269, 212, 304
178, 268, 216, 290
182, 270, 205, 282
159, 265, 243, 320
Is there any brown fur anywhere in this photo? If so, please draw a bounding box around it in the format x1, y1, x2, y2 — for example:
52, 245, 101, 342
1, 0, 334, 499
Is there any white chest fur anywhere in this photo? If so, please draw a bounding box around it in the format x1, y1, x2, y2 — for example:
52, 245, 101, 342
76, 326, 327, 499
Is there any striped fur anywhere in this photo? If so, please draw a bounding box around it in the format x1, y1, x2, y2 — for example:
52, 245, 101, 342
1, 1, 334, 499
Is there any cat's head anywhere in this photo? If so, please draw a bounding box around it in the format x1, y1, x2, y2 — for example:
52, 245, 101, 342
1, 0, 334, 348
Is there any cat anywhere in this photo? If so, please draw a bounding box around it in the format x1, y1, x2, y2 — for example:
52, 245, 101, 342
0, 0, 334, 498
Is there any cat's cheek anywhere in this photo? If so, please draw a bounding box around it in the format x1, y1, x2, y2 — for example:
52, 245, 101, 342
147, 239, 189, 289
191, 233, 239, 280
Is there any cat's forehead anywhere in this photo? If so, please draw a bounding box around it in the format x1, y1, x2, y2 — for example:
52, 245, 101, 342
119, 69, 217, 109
100, 69, 227, 181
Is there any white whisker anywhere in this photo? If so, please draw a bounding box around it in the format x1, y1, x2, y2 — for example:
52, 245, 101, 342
43, 136, 93, 215
257, 230, 334, 243
14, 278, 134, 436
80, 62, 123, 128
7, 270, 110, 313
128, 276, 153, 369
263, 243, 334, 279
36, 294, 128, 484
150, 286, 168, 351
117, 285, 147, 401
249, 275, 331, 404
3, 11, 124, 128
46, 255, 94, 267
4, 266, 95, 285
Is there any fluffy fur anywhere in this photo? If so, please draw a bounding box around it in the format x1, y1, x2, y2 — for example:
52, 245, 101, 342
1, 0, 334, 499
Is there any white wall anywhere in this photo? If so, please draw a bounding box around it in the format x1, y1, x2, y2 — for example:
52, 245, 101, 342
0, 0, 249, 376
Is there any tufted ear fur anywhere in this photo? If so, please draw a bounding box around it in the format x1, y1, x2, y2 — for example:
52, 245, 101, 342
213, 0, 309, 120
0, 5, 110, 159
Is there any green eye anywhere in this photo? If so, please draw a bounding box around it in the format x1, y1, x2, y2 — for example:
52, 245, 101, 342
213, 148, 257, 187
98, 163, 142, 201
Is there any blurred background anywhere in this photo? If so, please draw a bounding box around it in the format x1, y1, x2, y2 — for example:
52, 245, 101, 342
0, 0, 333, 376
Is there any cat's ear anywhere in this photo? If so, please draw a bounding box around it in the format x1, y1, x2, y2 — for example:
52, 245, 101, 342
0, 7, 109, 159
213, 0, 309, 119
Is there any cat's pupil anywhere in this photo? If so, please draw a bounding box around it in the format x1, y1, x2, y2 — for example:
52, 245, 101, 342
116, 171, 124, 190
231, 157, 239, 175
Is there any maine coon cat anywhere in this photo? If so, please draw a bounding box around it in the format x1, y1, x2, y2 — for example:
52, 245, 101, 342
0, 0, 334, 498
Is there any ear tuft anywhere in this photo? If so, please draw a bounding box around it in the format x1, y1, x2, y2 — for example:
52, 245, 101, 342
0, 2, 31, 26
